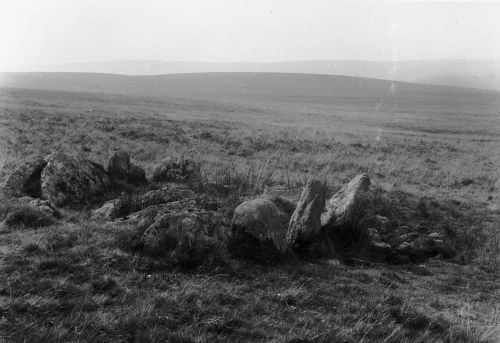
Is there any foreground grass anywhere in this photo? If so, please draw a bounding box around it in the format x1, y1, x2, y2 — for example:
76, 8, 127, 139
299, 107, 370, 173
0, 219, 498, 343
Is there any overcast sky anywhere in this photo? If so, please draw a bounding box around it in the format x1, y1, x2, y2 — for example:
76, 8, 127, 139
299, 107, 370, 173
1, 1, 499, 68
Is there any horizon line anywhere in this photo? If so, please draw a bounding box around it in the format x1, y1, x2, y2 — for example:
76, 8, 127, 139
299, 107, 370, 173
4, 58, 500, 67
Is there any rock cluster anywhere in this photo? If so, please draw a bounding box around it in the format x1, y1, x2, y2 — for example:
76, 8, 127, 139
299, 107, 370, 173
1, 151, 148, 227
228, 175, 372, 260
2, 152, 453, 265
2, 151, 150, 207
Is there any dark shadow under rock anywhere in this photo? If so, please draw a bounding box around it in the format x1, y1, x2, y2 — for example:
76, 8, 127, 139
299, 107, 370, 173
3, 158, 47, 198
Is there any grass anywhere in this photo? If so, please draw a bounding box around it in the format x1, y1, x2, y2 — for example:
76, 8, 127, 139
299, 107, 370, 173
0, 84, 499, 342
0, 220, 498, 342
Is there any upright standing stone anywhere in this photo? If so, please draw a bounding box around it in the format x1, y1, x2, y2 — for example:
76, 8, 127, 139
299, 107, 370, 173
321, 174, 370, 228
286, 180, 326, 250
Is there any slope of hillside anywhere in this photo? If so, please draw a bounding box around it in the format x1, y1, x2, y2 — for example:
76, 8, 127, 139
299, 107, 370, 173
1, 72, 497, 106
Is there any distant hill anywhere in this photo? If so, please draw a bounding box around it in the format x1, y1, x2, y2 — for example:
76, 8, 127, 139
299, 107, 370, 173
0, 73, 495, 101
2, 60, 500, 91
1, 72, 498, 113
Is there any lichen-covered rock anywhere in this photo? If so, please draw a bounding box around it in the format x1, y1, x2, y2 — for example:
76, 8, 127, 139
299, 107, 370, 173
106, 151, 146, 185
92, 185, 198, 220
91, 200, 115, 219
229, 198, 290, 261
285, 180, 326, 250
41, 153, 110, 207
136, 185, 195, 208
151, 157, 200, 183
3, 158, 47, 198
321, 174, 371, 228
28, 199, 58, 217
17, 196, 59, 217
122, 195, 217, 227
141, 206, 229, 266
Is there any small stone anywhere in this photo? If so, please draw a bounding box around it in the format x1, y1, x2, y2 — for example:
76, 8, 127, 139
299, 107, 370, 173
397, 242, 413, 251
371, 241, 391, 249
91, 201, 115, 219
399, 232, 418, 241
328, 259, 341, 266
376, 215, 389, 226
29, 199, 57, 217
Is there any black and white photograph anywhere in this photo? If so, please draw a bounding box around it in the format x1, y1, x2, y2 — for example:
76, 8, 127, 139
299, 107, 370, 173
0, 1, 499, 342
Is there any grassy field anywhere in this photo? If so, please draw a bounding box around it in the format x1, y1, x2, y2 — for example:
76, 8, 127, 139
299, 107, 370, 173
0, 73, 499, 342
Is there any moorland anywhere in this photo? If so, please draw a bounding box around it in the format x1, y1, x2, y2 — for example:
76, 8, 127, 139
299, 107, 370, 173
0, 72, 499, 342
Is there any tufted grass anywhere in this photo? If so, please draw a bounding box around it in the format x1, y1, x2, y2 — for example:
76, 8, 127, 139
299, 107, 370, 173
0, 218, 498, 342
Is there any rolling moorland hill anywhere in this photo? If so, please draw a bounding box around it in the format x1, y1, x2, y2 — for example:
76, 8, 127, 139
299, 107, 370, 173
1, 71, 497, 102
3, 59, 500, 91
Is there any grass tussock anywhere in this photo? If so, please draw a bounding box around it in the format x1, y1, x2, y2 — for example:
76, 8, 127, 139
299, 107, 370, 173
0, 202, 55, 229
195, 152, 282, 201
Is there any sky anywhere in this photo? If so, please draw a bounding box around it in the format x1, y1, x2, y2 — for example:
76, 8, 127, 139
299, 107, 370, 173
1, 0, 500, 69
